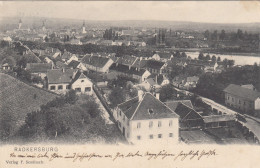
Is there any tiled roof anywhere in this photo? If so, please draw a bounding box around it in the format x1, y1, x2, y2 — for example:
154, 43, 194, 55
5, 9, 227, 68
156, 52, 173, 59
68, 60, 80, 69
132, 59, 147, 69
223, 84, 260, 101
117, 55, 138, 66
118, 92, 179, 120
26, 63, 52, 73
61, 51, 72, 60
165, 100, 194, 111
71, 71, 91, 84
47, 69, 77, 84
145, 60, 165, 70
81, 55, 112, 68
174, 103, 202, 121
55, 61, 68, 69
110, 63, 147, 76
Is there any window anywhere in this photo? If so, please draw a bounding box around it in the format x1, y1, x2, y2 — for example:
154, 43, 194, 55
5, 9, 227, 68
66, 85, 71, 89
50, 86, 55, 90
137, 122, 141, 129
123, 115, 125, 121
137, 136, 141, 140
58, 85, 63, 90
169, 133, 173, 137
158, 134, 162, 138
169, 120, 173, 127
149, 121, 153, 128
119, 111, 121, 116
81, 80, 84, 82
149, 135, 153, 139
75, 88, 81, 92
85, 87, 91, 92
158, 121, 162, 127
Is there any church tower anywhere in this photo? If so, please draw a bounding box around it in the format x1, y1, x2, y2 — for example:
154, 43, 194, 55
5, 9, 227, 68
18, 19, 22, 29
42, 20, 46, 31
82, 21, 86, 34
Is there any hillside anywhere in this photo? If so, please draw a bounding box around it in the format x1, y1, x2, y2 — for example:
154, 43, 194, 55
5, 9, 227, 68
0, 73, 58, 135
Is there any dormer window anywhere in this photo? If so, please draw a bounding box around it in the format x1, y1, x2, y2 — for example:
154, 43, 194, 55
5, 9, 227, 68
148, 108, 154, 115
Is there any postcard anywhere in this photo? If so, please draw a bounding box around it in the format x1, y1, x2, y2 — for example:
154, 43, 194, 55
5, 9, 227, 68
0, 1, 260, 168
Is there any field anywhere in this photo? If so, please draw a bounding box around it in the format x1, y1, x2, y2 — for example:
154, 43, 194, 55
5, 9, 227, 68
0, 73, 58, 133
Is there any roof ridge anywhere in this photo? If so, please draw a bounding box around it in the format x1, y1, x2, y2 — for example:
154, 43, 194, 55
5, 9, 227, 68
130, 93, 145, 120
117, 96, 139, 107
179, 102, 203, 118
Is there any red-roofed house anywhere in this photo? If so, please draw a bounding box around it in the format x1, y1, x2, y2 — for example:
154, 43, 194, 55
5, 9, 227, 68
115, 91, 179, 144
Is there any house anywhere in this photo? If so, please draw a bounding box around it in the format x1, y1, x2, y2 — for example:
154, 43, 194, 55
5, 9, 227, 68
109, 63, 151, 83
116, 91, 179, 144
81, 55, 114, 73
70, 39, 82, 45
46, 69, 93, 94
202, 115, 236, 129
171, 102, 204, 129
1, 63, 12, 70
172, 76, 199, 90
151, 52, 173, 62
144, 60, 167, 75
26, 63, 53, 79
68, 60, 87, 71
55, 61, 69, 69
116, 55, 138, 67
138, 78, 161, 91
67, 54, 79, 64
61, 50, 73, 62
223, 84, 260, 114
187, 60, 218, 72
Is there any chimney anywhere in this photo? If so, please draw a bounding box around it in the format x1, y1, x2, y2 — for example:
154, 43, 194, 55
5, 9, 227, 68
155, 75, 158, 84
155, 93, 160, 100
138, 90, 143, 102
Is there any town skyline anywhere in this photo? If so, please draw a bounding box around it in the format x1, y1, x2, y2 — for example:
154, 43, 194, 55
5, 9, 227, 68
1, 1, 260, 23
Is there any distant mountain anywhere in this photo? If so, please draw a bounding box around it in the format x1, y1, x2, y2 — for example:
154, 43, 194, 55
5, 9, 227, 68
1, 17, 260, 33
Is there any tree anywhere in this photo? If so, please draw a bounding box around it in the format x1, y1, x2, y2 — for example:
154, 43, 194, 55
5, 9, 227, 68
159, 84, 177, 102
181, 52, 187, 58
204, 30, 210, 40
212, 55, 216, 62
205, 54, 211, 61
212, 30, 218, 41
217, 57, 221, 62
219, 30, 226, 41
198, 52, 204, 60
109, 87, 126, 108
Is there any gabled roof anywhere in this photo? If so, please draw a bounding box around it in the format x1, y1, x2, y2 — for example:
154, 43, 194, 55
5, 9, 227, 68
110, 63, 148, 76
117, 55, 138, 66
165, 100, 194, 111
71, 71, 92, 84
55, 61, 68, 69
223, 84, 260, 101
26, 63, 52, 73
156, 52, 173, 59
132, 58, 147, 69
81, 55, 112, 68
118, 92, 179, 120
61, 51, 72, 60
68, 60, 81, 69
145, 60, 165, 70
174, 103, 202, 121
47, 69, 77, 84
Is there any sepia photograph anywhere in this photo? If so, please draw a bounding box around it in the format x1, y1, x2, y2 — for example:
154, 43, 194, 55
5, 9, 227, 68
0, 1, 260, 167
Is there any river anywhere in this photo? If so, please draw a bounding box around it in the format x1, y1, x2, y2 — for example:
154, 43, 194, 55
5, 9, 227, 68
185, 52, 260, 66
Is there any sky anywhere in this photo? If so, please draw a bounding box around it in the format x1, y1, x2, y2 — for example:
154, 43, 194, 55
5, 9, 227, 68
0, 1, 260, 23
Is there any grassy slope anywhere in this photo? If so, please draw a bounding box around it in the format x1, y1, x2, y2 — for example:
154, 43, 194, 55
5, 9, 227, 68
0, 73, 58, 130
